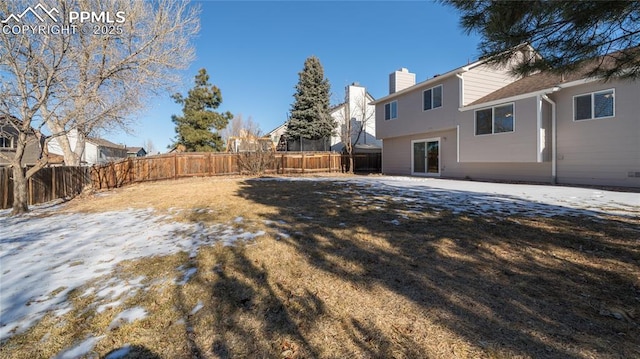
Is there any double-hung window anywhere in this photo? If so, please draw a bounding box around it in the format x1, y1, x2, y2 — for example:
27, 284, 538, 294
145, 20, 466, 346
423, 85, 442, 111
475, 103, 515, 135
574, 89, 614, 121
384, 101, 397, 120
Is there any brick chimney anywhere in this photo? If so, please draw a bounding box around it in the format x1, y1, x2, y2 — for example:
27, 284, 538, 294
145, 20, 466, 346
389, 68, 415, 94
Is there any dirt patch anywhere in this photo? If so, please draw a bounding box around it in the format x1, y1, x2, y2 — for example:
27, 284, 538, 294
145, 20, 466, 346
2, 177, 638, 359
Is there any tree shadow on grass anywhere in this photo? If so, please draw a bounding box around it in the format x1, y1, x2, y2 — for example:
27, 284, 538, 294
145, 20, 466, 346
235, 178, 640, 358
173, 244, 321, 358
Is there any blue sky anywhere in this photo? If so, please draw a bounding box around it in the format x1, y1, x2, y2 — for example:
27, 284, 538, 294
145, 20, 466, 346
110, 1, 482, 152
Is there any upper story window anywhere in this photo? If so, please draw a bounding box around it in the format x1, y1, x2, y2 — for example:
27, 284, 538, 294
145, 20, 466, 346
475, 103, 514, 135
574, 89, 614, 121
384, 101, 397, 120
423, 85, 442, 111
0, 136, 14, 149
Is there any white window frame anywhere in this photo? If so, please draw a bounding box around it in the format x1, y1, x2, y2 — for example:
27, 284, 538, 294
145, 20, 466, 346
411, 137, 441, 176
384, 100, 398, 120
573, 88, 615, 122
423, 85, 443, 111
0, 136, 14, 149
474, 102, 515, 136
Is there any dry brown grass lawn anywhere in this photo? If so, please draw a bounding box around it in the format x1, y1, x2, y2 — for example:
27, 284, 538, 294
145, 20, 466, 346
1, 176, 639, 359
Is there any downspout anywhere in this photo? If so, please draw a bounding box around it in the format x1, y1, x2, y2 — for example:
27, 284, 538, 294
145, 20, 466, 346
456, 73, 465, 108
541, 93, 557, 184
456, 72, 465, 164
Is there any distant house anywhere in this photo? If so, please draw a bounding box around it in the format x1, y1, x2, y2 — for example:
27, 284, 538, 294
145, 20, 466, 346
267, 83, 381, 152
47, 128, 128, 165
168, 144, 186, 153
126, 147, 147, 157
267, 123, 288, 151
226, 132, 274, 153
372, 46, 640, 187
329, 83, 381, 153
0, 115, 45, 167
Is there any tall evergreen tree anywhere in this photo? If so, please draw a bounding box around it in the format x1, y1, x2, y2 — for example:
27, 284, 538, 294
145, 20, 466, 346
286, 56, 335, 142
171, 69, 232, 152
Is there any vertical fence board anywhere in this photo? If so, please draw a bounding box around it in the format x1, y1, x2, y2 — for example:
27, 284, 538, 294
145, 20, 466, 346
88, 152, 350, 190
0, 166, 89, 210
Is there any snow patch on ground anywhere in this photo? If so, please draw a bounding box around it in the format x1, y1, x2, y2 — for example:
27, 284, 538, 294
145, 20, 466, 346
1, 176, 637, 342
0, 208, 265, 340
108, 306, 147, 330
177, 266, 198, 285
103, 344, 132, 359
190, 301, 204, 315
53, 335, 104, 359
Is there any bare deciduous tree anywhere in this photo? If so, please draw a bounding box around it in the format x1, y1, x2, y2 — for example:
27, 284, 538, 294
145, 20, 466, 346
0, 0, 200, 214
221, 114, 261, 148
144, 139, 156, 155
335, 88, 375, 173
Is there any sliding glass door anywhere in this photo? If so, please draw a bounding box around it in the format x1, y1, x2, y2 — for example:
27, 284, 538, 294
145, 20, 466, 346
412, 138, 440, 175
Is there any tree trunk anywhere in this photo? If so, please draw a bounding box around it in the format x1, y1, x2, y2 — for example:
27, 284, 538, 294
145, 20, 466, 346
11, 166, 29, 215
348, 154, 354, 174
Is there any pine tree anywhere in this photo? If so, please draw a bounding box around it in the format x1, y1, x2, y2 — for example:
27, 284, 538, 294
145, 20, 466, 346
442, 0, 640, 80
286, 56, 335, 142
171, 69, 233, 152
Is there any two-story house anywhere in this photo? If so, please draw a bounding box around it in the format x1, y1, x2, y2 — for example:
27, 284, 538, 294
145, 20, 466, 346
373, 49, 640, 188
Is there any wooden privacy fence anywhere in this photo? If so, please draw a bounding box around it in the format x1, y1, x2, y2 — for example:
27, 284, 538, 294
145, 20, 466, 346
91, 152, 345, 190
0, 166, 90, 210
341, 153, 382, 173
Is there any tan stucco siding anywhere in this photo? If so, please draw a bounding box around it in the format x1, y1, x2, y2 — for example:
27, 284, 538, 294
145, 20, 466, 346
446, 162, 552, 183
458, 97, 541, 162
553, 80, 640, 187
381, 129, 457, 176
382, 129, 552, 182
375, 76, 459, 139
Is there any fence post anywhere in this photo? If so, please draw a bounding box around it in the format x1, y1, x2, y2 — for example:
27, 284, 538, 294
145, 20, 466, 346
28, 172, 33, 205
301, 152, 305, 174
2, 169, 8, 209
51, 166, 56, 199
173, 152, 178, 180
208, 152, 213, 176
280, 154, 284, 174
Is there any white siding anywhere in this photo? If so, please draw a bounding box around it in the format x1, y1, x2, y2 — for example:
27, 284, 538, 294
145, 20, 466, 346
331, 85, 380, 151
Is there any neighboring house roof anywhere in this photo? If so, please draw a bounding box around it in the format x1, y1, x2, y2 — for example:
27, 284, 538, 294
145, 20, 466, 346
168, 144, 186, 153
87, 136, 125, 149
126, 147, 145, 155
266, 122, 287, 136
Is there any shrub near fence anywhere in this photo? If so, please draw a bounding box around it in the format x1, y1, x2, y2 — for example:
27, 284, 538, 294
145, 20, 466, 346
0, 166, 90, 210
91, 152, 345, 190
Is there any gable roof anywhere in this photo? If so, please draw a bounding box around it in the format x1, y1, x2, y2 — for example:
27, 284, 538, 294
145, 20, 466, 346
126, 147, 145, 154
466, 51, 627, 108
370, 46, 538, 105
87, 136, 124, 149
